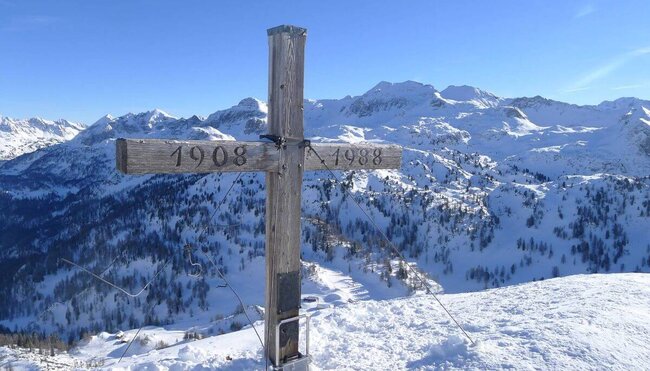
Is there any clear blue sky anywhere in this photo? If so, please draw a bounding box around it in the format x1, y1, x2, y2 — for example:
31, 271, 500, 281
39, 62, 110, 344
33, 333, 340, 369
1, 0, 649, 124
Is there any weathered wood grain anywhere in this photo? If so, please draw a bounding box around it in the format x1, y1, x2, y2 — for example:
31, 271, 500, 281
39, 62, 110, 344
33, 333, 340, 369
305, 142, 402, 170
265, 24, 306, 367
116, 139, 401, 174
115, 137, 128, 174
115, 138, 280, 174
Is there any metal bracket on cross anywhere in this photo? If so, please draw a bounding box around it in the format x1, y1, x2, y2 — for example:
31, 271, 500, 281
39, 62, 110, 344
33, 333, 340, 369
271, 314, 311, 371
260, 134, 286, 149
260, 134, 311, 151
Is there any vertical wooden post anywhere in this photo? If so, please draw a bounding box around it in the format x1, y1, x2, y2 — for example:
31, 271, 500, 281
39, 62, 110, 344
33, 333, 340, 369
265, 25, 307, 367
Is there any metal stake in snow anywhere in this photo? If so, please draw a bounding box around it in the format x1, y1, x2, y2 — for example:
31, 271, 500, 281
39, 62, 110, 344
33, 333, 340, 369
115, 25, 402, 370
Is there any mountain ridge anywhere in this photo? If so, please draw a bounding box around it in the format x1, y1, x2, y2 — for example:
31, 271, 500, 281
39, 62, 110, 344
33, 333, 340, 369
9, 81, 647, 139
0, 116, 84, 161
0, 80, 648, 343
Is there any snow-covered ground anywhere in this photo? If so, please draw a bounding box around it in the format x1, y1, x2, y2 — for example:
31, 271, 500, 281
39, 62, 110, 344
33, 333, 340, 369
2, 273, 649, 370
1, 81, 649, 369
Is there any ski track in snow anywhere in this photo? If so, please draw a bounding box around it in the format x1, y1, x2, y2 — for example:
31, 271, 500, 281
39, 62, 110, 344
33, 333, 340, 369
1, 273, 649, 370
306, 263, 371, 303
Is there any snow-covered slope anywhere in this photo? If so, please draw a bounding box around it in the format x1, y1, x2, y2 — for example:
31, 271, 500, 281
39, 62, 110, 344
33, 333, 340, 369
0, 81, 648, 347
2, 273, 649, 370
0, 115, 84, 161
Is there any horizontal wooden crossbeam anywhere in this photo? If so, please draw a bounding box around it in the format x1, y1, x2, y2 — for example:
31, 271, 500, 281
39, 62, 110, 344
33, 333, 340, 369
115, 138, 402, 174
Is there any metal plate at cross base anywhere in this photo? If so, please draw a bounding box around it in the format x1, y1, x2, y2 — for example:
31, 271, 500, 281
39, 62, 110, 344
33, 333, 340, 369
270, 314, 311, 370
271, 355, 311, 371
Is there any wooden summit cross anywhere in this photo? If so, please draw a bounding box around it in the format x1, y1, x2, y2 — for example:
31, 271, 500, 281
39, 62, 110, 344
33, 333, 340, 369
115, 25, 402, 370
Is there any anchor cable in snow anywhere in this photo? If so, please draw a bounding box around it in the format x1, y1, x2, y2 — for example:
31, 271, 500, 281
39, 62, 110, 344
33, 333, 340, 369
117, 300, 163, 364
119, 321, 145, 363
43, 171, 246, 364
185, 172, 266, 368
197, 247, 265, 350
116, 172, 247, 363
185, 173, 261, 339
185, 244, 204, 278
60, 258, 170, 298
32, 247, 131, 324
204, 172, 243, 230
183, 172, 243, 277
307, 143, 476, 346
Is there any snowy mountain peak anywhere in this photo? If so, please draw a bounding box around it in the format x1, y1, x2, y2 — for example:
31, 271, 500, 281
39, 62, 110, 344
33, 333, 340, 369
74, 110, 178, 146
0, 116, 84, 160
365, 80, 436, 96
596, 97, 650, 113
440, 85, 501, 108
236, 97, 266, 112
90, 114, 115, 128
333, 81, 439, 119
509, 95, 562, 108
203, 99, 267, 138
0, 116, 83, 133
143, 109, 177, 124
